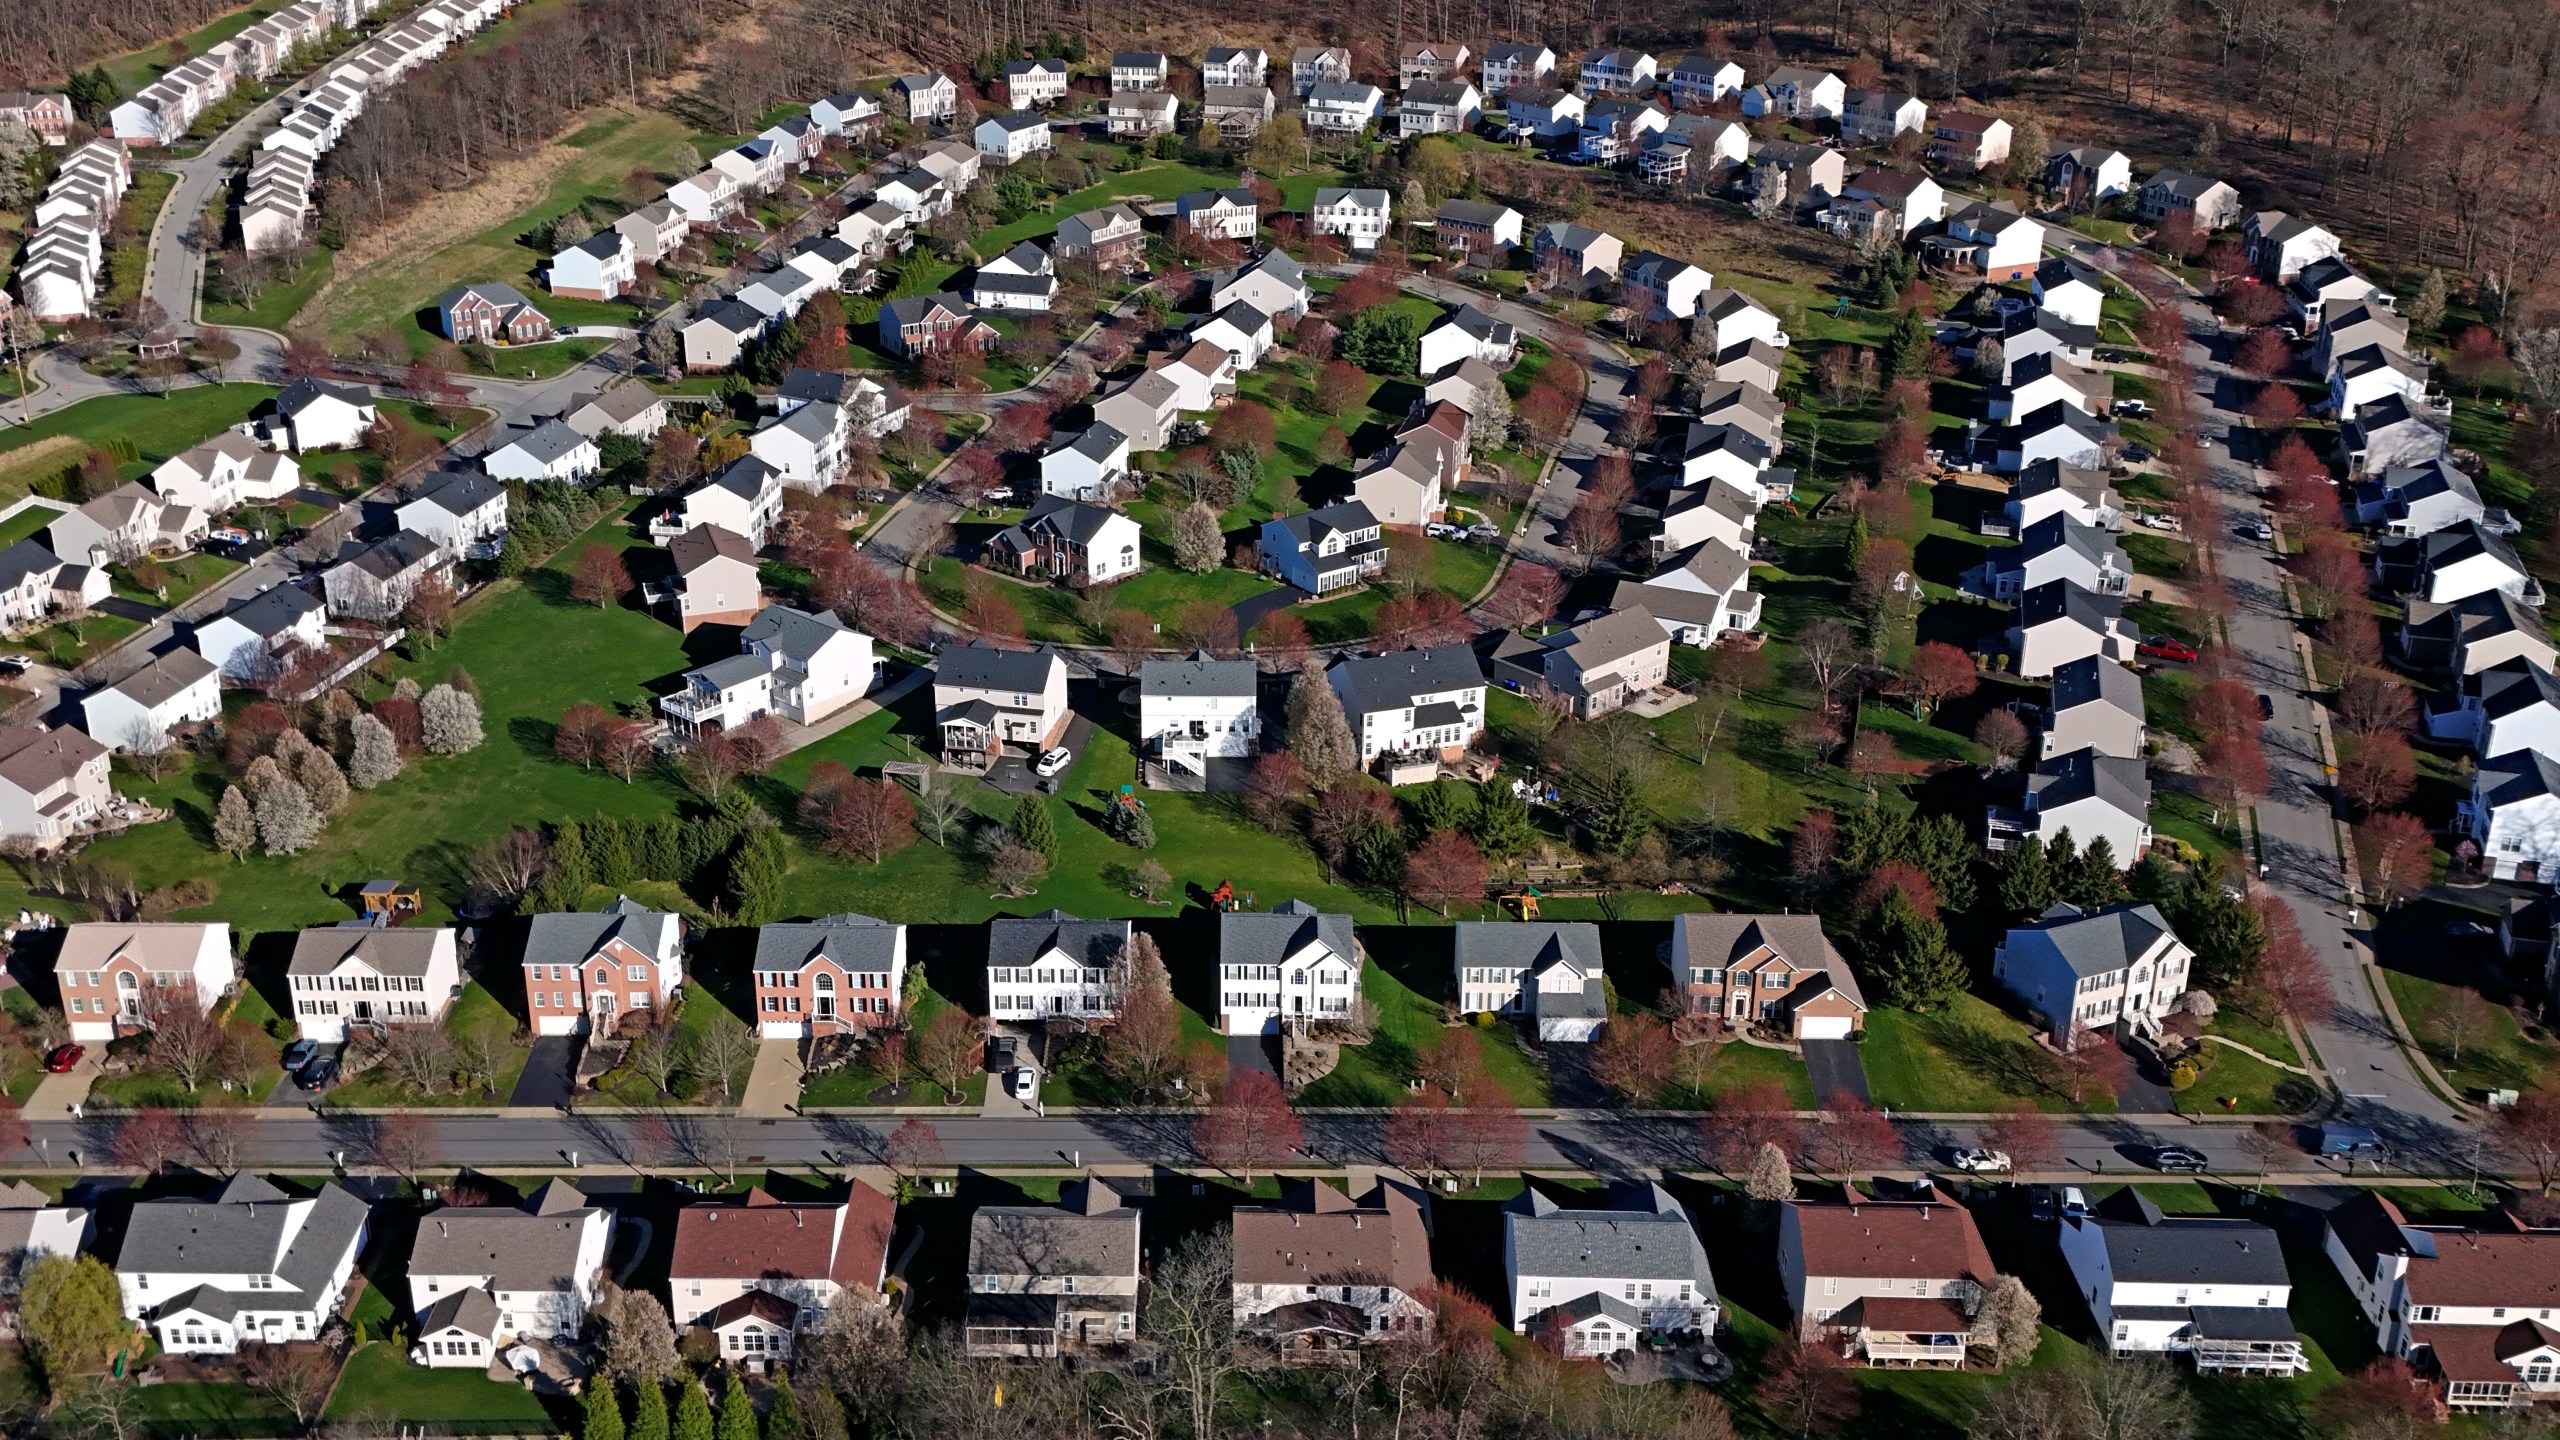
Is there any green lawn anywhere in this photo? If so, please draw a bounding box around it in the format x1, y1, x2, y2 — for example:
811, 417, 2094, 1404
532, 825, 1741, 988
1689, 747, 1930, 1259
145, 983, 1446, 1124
2384, 966, 2552, 1099
128, 1380, 297, 1438
88, 984, 290, 1107
0, 500, 66, 546
101, 1, 287, 98
1861, 993, 2118, 1114
798, 983, 988, 1106
204, 248, 335, 333
324, 1343, 558, 1427
327, 982, 529, 1106
1296, 942, 1551, 1108
0, 385, 280, 471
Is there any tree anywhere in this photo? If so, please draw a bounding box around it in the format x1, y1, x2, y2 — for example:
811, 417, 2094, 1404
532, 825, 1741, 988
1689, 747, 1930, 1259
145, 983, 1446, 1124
2336, 671, 2415, 737
2338, 732, 2417, 815
1311, 358, 1368, 415
1704, 1078, 1804, 1175
1979, 1103, 2064, 1174
914, 1004, 984, 1101
571, 544, 632, 607
421, 683, 484, 753
673, 1377, 715, 1440
1009, 794, 1058, 858
1810, 1091, 1902, 1175
213, 785, 258, 859
243, 1343, 339, 1432
1758, 1339, 1856, 1440
765, 1371, 807, 1440
1745, 1141, 1798, 1202
816, 778, 916, 865
1171, 500, 1223, 573
1561, 485, 1621, 569
2071, 1354, 2197, 1440
1974, 1275, 2042, 1369
346, 713, 402, 789
1592, 1012, 1674, 1102
1445, 1099, 1526, 1187
2249, 381, 2305, 429
1857, 888, 1968, 1009
726, 826, 789, 925
1891, 642, 1978, 718
365, 1111, 438, 1179
984, 839, 1047, 897
1405, 829, 1487, 916
18, 1254, 126, 1389
401, 574, 458, 647
1104, 937, 1186, 1097
1195, 1069, 1300, 1181
1148, 1229, 1244, 1440
140, 991, 227, 1093
593, 1284, 684, 1386
2357, 811, 2435, 910
2313, 1360, 2437, 1440
581, 1378, 627, 1440
714, 1369, 757, 1440
1285, 660, 1357, 786
253, 779, 322, 855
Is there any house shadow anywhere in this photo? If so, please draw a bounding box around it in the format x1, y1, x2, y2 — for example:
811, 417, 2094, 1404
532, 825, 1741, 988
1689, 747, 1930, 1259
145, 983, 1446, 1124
1915, 598, 2008, 651
909, 923, 992, 1013
1913, 532, 1990, 590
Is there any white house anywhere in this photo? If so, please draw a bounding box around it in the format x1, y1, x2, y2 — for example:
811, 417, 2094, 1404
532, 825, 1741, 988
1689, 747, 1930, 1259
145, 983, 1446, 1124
2046, 144, 2133, 199
934, 643, 1070, 768
986, 910, 1131, 1022
1505, 1183, 1716, 1354
2350, 457, 2485, 538
2009, 581, 2139, 678
409, 1184, 614, 1365
2136, 169, 2242, 232
2323, 1193, 2560, 1409
1991, 353, 2114, 422
1305, 81, 1386, 133
482, 421, 599, 483
1311, 187, 1393, 251
1328, 645, 1486, 765
148, 433, 299, 514
2244, 211, 2341, 284
988, 497, 1143, 587
547, 230, 635, 301
1778, 1195, 1996, 1363
1746, 66, 1845, 120
1212, 248, 1311, 320
1139, 653, 1260, 778
1939, 202, 2045, 281
117, 1174, 369, 1354
1201, 46, 1269, 87
2032, 256, 2109, 331
1680, 423, 1782, 499
810, 89, 884, 134
974, 111, 1053, 164
1291, 47, 1354, 95
1455, 920, 1607, 1041
1192, 301, 1276, 370
1614, 539, 1763, 647
1177, 187, 1260, 242
2402, 589, 2558, 679
1652, 479, 1759, 558
284, 926, 462, 1042
1927, 111, 2013, 169
1232, 1179, 1430, 1355
2460, 750, 2560, 884
2382, 522, 2532, 605
1503, 86, 1584, 140
1105, 90, 1179, 139
562, 382, 671, 440
652, 458, 784, 550
248, 379, 376, 454
1260, 502, 1389, 596
1620, 252, 1714, 322
1663, 54, 1742, 107
81, 650, 220, 752
1481, 43, 1557, 99
1841, 87, 1927, 143
1996, 402, 2115, 474
395, 470, 509, 559
1416, 303, 1519, 377
750, 400, 849, 491
1040, 424, 1132, 502
1973, 514, 2131, 601
2040, 654, 2147, 761
2426, 660, 2560, 762
2060, 1189, 2305, 1374
1215, 899, 1358, 1036
1993, 900, 2190, 1044
668, 1183, 897, 1364
890, 71, 956, 122
191, 584, 326, 680
520, 896, 687, 1038
1399, 81, 1482, 137
659, 607, 877, 737
2004, 747, 2153, 864
48, 921, 235, 1044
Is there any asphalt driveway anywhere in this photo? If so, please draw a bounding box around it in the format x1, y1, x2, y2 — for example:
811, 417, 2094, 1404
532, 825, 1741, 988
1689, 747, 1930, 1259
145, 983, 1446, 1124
1802, 1039, 1872, 1108
507, 1036, 581, 1108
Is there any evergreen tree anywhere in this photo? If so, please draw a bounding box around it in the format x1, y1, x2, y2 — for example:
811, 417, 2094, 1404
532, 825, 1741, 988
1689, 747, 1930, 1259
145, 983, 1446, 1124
764, 1374, 806, 1440
2172, 874, 2270, 991
2126, 851, 2181, 907
1284, 660, 1357, 787
1010, 795, 1059, 858
726, 827, 789, 925
213, 785, 258, 860
2043, 829, 2082, 882
804, 1388, 848, 1440
1465, 779, 1534, 862
1911, 814, 1979, 911
1885, 308, 1933, 377
672, 1378, 714, 1440
1353, 819, 1407, 889
582, 1382, 627, 1440
347, 713, 402, 789
714, 1370, 758, 1440
1858, 889, 1968, 1009
590, 817, 636, 886
2067, 837, 2129, 909
629, 1379, 669, 1440
552, 821, 593, 894
495, 533, 531, 577
1587, 768, 1654, 855
643, 817, 685, 880
1409, 780, 1470, 836
1998, 835, 2059, 916
1845, 508, 1871, 572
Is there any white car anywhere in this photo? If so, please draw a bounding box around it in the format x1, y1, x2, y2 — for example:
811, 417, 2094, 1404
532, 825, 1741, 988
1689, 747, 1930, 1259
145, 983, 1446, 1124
1009, 1066, 1039, 1100
1951, 1148, 2012, 1173
2242, 521, 2273, 541
1033, 747, 1072, 777
2140, 512, 2182, 533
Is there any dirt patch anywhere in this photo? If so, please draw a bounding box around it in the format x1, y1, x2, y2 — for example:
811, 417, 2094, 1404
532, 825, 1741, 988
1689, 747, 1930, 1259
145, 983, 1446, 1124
0, 436, 86, 498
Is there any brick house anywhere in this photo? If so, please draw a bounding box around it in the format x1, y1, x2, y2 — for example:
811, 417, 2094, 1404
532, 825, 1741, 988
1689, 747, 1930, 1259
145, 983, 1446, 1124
49, 922, 235, 1042
1665, 913, 1866, 1039
521, 897, 686, 1038
751, 914, 907, 1038
878, 293, 994, 359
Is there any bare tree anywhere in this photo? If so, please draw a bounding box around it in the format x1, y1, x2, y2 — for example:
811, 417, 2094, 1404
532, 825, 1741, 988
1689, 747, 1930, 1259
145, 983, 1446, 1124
691, 1009, 758, 1103
363, 1112, 438, 1181
1145, 1228, 1248, 1440
141, 990, 228, 1093
182, 1107, 250, 1174
242, 1343, 338, 1431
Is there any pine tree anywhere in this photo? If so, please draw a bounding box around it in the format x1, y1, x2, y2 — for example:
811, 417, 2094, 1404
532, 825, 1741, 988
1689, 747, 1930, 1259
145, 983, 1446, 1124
804, 1387, 848, 1440
582, 1381, 627, 1440
763, 1372, 806, 1440
254, 780, 322, 855
347, 713, 402, 789
1998, 835, 2059, 916
672, 1377, 714, 1440
590, 818, 636, 886
552, 821, 593, 894
1886, 308, 1933, 377
291, 743, 350, 815
1466, 779, 1533, 862
1010, 795, 1059, 858
1845, 508, 1871, 572
1858, 889, 1967, 1009
714, 1369, 758, 1440
421, 683, 484, 754
642, 817, 684, 880
1587, 769, 1653, 855
629, 1379, 670, 1440
1284, 660, 1357, 787
2068, 838, 2129, 909
727, 827, 789, 925
213, 785, 258, 860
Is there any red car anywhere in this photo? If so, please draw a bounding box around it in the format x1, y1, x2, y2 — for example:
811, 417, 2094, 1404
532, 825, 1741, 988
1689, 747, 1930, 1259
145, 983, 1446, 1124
2138, 637, 2199, 663
41, 1044, 82, 1073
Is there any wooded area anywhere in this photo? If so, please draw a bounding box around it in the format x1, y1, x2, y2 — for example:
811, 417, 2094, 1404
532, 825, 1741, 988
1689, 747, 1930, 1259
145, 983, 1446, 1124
3, 0, 253, 89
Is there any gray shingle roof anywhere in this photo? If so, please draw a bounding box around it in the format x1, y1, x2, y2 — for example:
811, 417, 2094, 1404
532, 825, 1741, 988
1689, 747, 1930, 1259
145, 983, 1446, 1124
119, 1175, 369, 1310
2049, 654, 2143, 720
1329, 645, 1483, 715
1220, 898, 1356, 973
937, 641, 1063, 694
1505, 1182, 1713, 1294
340, 530, 442, 583
751, 914, 901, 976
493, 420, 592, 468
2024, 752, 2152, 827
102, 649, 215, 710
970, 1181, 1140, 1279
521, 897, 679, 975
986, 909, 1130, 970
419, 1285, 500, 1339
742, 605, 856, 664
1141, 654, 1257, 699
1454, 919, 1602, 974
406, 469, 504, 518
2010, 900, 2172, 979
2018, 579, 2123, 632
2480, 750, 2560, 807
409, 1184, 604, 1293
287, 926, 451, 978
2082, 1190, 2292, 1286
0, 540, 64, 590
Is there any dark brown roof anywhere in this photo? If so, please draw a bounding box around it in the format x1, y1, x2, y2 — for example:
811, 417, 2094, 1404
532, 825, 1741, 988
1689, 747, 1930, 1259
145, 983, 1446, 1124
667, 523, 757, 574
1789, 1199, 1995, 1284
1845, 1295, 1975, 1334
1231, 1180, 1431, 1297
668, 1182, 895, 1290
2414, 1320, 2560, 1383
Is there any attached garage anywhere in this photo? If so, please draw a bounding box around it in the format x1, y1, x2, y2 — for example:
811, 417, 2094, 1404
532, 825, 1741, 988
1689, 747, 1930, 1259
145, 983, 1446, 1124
1797, 1013, 1855, 1041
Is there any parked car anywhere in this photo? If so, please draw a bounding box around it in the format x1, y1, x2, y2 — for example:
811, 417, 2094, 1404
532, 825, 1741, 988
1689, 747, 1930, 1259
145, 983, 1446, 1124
2060, 1186, 2089, 1219
2122, 444, 2153, 463
2028, 1187, 2058, 1223
0, 655, 29, 675
2149, 1145, 2209, 1173
281, 1039, 319, 1071
2139, 512, 2182, 532
1009, 1066, 1039, 1101
2242, 520, 2274, 541
2138, 637, 2199, 663
41, 1044, 82, 1073
1951, 1147, 2013, 1173
2112, 399, 2152, 418
1033, 747, 1073, 778
1425, 522, 1461, 540
295, 1056, 339, 1091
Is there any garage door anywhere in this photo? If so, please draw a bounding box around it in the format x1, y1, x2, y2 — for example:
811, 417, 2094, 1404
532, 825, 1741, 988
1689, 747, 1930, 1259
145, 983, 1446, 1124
1798, 1015, 1853, 1041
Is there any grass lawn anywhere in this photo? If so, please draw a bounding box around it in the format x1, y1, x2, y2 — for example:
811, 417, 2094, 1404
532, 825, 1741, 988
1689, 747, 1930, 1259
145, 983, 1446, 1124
326, 982, 528, 1105
1296, 941, 1551, 1108
129, 1380, 297, 1438
114, 553, 243, 609
1861, 993, 2118, 1114
204, 248, 335, 333
2384, 965, 2552, 1099
101, 1, 283, 97
1694, 1038, 1816, 1108
799, 983, 989, 1106
0, 385, 281, 476
324, 1343, 558, 1428
89, 984, 290, 1107
0, 500, 66, 546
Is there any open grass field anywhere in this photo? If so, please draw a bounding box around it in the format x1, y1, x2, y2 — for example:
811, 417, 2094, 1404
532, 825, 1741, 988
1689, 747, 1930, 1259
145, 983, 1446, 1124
325, 1343, 562, 1429
98, 1, 281, 99
203, 248, 335, 333
1861, 992, 2122, 1115
0, 384, 279, 474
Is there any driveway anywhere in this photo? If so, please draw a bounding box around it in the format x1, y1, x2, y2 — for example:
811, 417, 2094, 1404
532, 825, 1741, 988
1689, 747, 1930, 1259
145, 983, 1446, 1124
1801, 1039, 1872, 1107
506, 1036, 581, 1108
24, 1054, 101, 1119
739, 1039, 803, 1117
1226, 1034, 1277, 1083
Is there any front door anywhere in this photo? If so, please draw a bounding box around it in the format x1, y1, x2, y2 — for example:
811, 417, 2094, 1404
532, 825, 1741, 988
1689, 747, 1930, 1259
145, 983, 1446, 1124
353, 1000, 373, 1021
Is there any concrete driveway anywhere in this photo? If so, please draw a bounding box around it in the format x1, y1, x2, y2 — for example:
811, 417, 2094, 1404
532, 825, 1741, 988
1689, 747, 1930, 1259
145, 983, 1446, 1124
1801, 1039, 1872, 1108
24, 1053, 100, 1118
740, 1039, 803, 1116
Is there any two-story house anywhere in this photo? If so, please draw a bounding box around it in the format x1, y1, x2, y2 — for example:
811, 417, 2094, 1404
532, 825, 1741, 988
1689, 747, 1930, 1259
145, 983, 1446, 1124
1663, 53, 1742, 107
1329, 645, 1486, 766
967, 1179, 1143, 1357
1291, 47, 1354, 95
1615, 538, 1764, 647
547, 230, 636, 301
0, 724, 112, 849
878, 293, 995, 359
285, 925, 462, 1042
1480, 43, 1556, 99
1217, 899, 1358, 1037
2401, 589, 2557, 679
436, 282, 553, 344
1000, 60, 1069, 110
2045, 143, 2132, 199
935, 643, 1070, 769
1054, 204, 1149, 272
1399, 80, 1483, 137
1233, 1178, 1431, 1362
1399, 41, 1472, 88
1201, 46, 1269, 87
1781, 1192, 1999, 1367
1746, 65, 1846, 120
988, 496, 1143, 588
1665, 913, 1865, 1039
1972, 514, 2131, 601
190, 584, 325, 681
668, 1182, 896, 1366
652, 458, 784, 551
321, 530, 451, 623
660, 606, 876, 738
1506, 1183, 1715, 1354
395, 471, 508, 560
1993, 901, 2189, 1045
1927, 111, 2012, 170
1531, 221, 1624, 292
2427, 660, 2560, 762
147, 432, 300, 515
752, 914, 905, 1038
2460, 750, 2560, 884
891, 71, 957, 122
2136, 169, 2241, 232
2039, 653, 2146, 761
1261, 501, 1389, 596
2323, 1192, 2560, 1409
1139, 653, 1260, 779
1841, 87, 1927, 143
2063, 1188, 2305, 1374
49, 922, 233, 1043
1503, 86, 1585, 141
1488, 607, 1670, 720
1433, 200, 1523, 266
119, 1174, 369, 1354
988, 911, 1131, 1023
969, 240, 1059, 314
80, 649, 220, 752
521, 897, 685, 1038
975, 111, 1054, 164
2008, 580, 2139, 679
1305, 81, 1386, 133
1454, 920, 1606, 1041
1212, 249, 1311, 320
482, 420, 600, 484
410, 1183, 614, 1366
1106, 90, 1180, 139
1310, 187, 1393, 251
1998, 748, 2155, 868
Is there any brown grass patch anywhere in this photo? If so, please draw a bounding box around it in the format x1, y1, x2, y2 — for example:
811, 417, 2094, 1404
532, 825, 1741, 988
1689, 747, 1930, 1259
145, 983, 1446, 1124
0, 436, 87, 500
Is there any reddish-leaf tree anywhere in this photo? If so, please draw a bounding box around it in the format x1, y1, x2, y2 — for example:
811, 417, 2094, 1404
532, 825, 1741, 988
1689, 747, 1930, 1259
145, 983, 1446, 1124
1406, 829, 1488, 916
2447, 325, 2508, 395
2321, 608, 2385, 671
1480, 561, 1562, 630
1851, 861, 1940, 922
2200, 731, 2272, 818
1701, 1078, 1803, 1173
1174, 601, 1242, 655
1415, 1030, 1490, 1102
1592, 1012, 1674, 1103
1889, 642, 1978, 719
1561, 486, 1620, 569
111, 1107, 187, 1173
883, 1116, 944, 1178
2233, 326, 2293, 379
1250, 609, 1311, 671
1383, 1088, 1455, 1179
1809, 1091, 1903, 1176
2357, 811, 2436, 910
2497, 1086, 2560, 1195
1194, 1069, 1301, 1181
1445, 1100, 1527, 1187
2258, 908, 2338, 1027
821, 778, 918, 864
554, 701, 612, 769
569, 544, 632, 608
1211, 400, 1279, 457
1242, 750, 1307, 833
2191, 678, 2265, 741
2337, 731, 2417, 815
2294, 533, 2369, 617
1978, 1102, 2063, 1173
1310, 360, 1368, 416
2219, 283, 2287, 328
2336, 670, 2416, 737
2249, 382, 2306, 429
2316, 1360, 2447, 1437
1758, 1339, 1858, 1440
961, 579, 1027, 648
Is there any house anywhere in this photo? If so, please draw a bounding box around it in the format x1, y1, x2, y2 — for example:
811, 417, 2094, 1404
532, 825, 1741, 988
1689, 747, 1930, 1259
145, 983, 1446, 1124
117, 1174, 368, 1354
1745, 139, 1846, 210
968, 240, 1059, 313
878, 293, 995, 359
2400, 589, 2556, 678
2003, 749, 2154, 865
191, 584, 326, 680
0, 92, 71, 145
1992, 353, 2113, 423
1994, 899, 2188, 1043
284, 925, 461, 1042
1039, 424, 1131, 502
1680, 422, 1783, 499
1330, 645, 1486, 766
752, 916, 906, 1037
1055, 204, 1148, 272
975, 111, 1053, 163
409, 1183, 613, 1365
0, 725, 111, 848
988, 497, 1144, 587
1106, 90, 1179, 139
1746, 66, 1846, 119
81, 650, 220, 751
1578, 48, 1658, 97
1291, 47, 1354, 95
1091, 372, 1187, 452
45, 484, 199, 567
1824, 166, 1944, 240
1614, 539, 1764, 646
0, 541, 95, 633
1575, 98, 1667, 162
1502, 87, 1585, 141
1109, 51, 1169, 91
1261, 502, 1389, 596
2322, 1192, 2560, 1408
1936, 202, 2045, 280
891, 72, 957, 122
1841, 88, 1927, 143
2045, 143, 2133, 199
2426, 659, 2560, 762
1000, 60, 1068, 110
1666, 913, 1863, 1038
394, 470, 508, 560
1995, 401, 2115, 474
520, 896, 685, 1038
653, 525, 763, 631
1652, 478, 1761, 559
1455, 920, 1606, 1040
2316, 302, 2412, 373
681, 300, 766, 372
666, 168, 743, 226
1306, 81, 1386, 133
2328, 343, 2432, 419
1927, 111, 2012, 169
1200, 85, 1275, 138
1505, 1183, 1716, 1353
2136, 169, 2241, 232
735, 266, 824, 322
1620, 252, 1714, 322
934, 643, 1069, 768
1436, 200, 1524, 264
1489, 606, 1670, 720
563, 382, 670, 440
1973, 514, 2131, 601
0, 1185, 90, 1315
2338, 394, 2449, 479
2040, 654, 2147, 761
547, 230, 635, 301
2376, 521, 2532, 604
147, 433, 299, 514
2243, 211, 2340, 284
2009, 580, 2138, 678
1212, 249, 1311, 320
1139, 653, 1260, 782
1481, 44, 1557, 99
1353, 437, 1453, 529
2032, 255, 2109, 330
1212, 898, 1360, 1037
2059, 1190, 2303, 1373
869, 168, 948, 220
435, 282, 552, 345
1780, 1193, 1997, 1366
1532, 221, 1623, 291
1421, 356, 1509, 416
659, 606, 876, 738
2349, 456, 2485, 538
652, 458, 784, 550
967, 1179, 1143, 1357
2459, 750, 2560, 884
1233, 1179, 1430, 1362
1663, 54, 1743, 108
482, 421, 599, 484
1400, 41, 1472, 88
1177, 188, 1260, 242
320, 530, 449, 623
669, 1184, 896, 1365
1415, 303, 1518, 377
1999, 303, 2101, 371
247, 379, 376, 453
48, 922, 234, 1043
1400, 80, 1483, 137
987, 910, 1130, 1024
1192, 301, 1276, 370
1199, 46, 1269, 88
1311, 187, 1393, 251
810, 89, 885, 133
